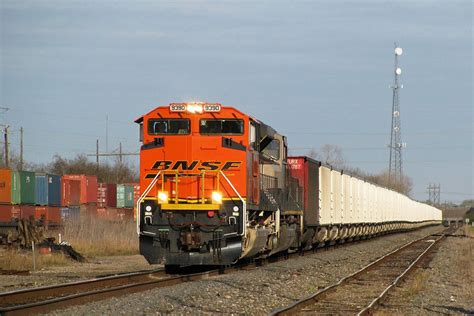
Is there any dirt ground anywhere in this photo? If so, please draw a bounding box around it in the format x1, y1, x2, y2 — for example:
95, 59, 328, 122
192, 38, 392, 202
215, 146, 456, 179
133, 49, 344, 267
375, 225, 474, 315
0, 253, 161, 292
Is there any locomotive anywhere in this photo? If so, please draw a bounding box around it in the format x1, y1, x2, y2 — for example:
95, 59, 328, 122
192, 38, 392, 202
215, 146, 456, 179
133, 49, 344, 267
135, 103, 441, 268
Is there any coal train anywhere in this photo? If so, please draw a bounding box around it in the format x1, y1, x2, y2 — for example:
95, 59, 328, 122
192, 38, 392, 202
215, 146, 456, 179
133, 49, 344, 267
135, 103, 441, 268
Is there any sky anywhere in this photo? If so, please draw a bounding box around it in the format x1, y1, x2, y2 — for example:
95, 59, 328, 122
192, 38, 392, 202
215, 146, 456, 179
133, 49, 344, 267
0, 0, 472, 203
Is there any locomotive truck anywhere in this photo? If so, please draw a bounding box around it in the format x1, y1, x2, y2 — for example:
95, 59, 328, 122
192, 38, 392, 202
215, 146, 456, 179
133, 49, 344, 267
135, 103, 441, 268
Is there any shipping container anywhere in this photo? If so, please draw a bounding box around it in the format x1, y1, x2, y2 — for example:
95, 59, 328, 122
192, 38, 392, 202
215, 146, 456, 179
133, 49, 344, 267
80, 204, 97, 216
11, 171, 36, 205
117, 208, 134, 221
10, 205, 36, 219
62, 175, 98, 204
97, 183, 117, 208
132, 183, 140, 204
0, 168, 12, 204
97, 207, 133, 221
0, 204, 13, 222
35, 206, 61, 224
47, 174, 61, 206
62, 178, 81, 206
288, 157, 320, 226
35, 175, 48, 205
60, 206, 80, 221
117, 184, 134, 208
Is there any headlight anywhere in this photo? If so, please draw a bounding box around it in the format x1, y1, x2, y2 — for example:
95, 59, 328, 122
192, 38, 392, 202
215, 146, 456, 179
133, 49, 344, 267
157, 191, 168, 204
212, 191, 223, 204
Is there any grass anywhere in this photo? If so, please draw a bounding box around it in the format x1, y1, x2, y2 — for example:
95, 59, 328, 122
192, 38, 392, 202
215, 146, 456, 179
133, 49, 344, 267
403, 271, 429, 298
464, 225, 474, 237
0, 249, 71, 271
62, 215, 139, 257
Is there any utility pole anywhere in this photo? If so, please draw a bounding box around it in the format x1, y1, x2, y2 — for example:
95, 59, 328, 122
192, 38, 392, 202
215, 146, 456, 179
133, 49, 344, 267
388, 43, 406, 184
105, 115, 109, 163
4, 126, 9, 168
96, 139, 99, 174
20, 127, 24, 171
119, 142, 122, 163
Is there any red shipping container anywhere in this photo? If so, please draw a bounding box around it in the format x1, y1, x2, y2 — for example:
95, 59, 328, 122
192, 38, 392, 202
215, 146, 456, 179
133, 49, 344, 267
62, 175, 98, 204
35, 206, 61, 224
11, 205, 21, 220
80, 203, 97, 216
35, 206, 48, 222
97, 183, 117, 208
20, 205, 36, 220
47, 206, 61, 224
61, 178, 81, 206
133, 184, 140, 204
0, 204, 12, 221
117, 208, 134, 221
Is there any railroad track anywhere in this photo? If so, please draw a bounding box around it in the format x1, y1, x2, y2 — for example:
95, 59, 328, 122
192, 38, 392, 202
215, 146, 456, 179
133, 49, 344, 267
271, 227, 456, 315
0, 268, 228, 315
0, 225, 445, 315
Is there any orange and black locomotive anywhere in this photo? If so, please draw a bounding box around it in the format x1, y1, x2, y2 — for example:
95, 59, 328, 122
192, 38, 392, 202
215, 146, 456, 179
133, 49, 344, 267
135, 102, 300, 267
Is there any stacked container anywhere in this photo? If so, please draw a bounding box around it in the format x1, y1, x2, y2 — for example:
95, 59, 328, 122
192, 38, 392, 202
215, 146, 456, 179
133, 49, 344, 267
35, 173, 62, 224
117, 184, 134, 208
11, 170, 36, 205
61, 174, 98, 219
62, 175, 98, 205
35, 173, 61, 206
97, 183, 117, 208
0, 168, 39, 222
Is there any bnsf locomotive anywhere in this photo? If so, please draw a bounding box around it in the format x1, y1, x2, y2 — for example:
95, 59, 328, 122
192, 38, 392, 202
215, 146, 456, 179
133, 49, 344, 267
135, 103, 441, 268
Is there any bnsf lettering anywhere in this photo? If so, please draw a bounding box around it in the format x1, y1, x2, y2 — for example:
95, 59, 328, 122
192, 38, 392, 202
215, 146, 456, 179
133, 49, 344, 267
151, 160, 242, 171
198, 161, 220, 171
172, 161, 199, 170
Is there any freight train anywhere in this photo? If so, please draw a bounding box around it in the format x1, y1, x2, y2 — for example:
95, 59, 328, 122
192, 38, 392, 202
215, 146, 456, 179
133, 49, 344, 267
135, 103, 442, 268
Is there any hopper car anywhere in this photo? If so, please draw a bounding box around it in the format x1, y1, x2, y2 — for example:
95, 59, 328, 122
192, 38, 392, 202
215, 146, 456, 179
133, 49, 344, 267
135, 103, 442, 268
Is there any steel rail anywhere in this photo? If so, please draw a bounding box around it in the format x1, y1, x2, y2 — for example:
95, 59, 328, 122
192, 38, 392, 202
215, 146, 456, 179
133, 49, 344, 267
0, 268, 166, 305
357, 233, 444, 315
0, 268, 227, 316
0, 226, 446, 316
271, 227, 453, 315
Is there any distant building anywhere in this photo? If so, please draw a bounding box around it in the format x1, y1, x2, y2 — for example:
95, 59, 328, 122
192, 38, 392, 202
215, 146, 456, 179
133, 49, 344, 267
465, 207, 474, 224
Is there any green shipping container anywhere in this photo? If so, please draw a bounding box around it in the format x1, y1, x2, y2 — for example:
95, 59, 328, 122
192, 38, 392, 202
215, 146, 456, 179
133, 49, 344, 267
117, 184, 134, 208
11, 171, 36, 205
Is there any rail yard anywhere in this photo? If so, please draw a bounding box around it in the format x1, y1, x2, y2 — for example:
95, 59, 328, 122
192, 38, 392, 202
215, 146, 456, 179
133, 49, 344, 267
1, 225, 471, 315
2, 1, 472, 315
0, 102, 471, 315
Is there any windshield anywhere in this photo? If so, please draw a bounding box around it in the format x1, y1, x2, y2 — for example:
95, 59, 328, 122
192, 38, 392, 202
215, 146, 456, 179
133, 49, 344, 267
148, 119, 190, 135
200, 119, 244, 135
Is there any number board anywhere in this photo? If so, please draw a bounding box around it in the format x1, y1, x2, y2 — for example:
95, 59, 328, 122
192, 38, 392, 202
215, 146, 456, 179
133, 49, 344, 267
169, 103, 186, 112
204, 104, 221, 112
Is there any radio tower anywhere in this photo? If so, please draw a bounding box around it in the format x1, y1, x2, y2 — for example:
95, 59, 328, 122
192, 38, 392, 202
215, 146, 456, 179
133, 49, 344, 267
388, 43, 405, 184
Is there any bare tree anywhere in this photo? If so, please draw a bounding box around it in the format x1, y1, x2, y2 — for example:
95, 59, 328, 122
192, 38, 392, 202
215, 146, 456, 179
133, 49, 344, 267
307, 147, 319, 160
319, 144, 345, 169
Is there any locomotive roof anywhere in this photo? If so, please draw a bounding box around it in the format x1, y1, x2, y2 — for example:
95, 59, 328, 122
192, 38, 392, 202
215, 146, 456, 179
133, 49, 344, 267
134, 104, 253, 124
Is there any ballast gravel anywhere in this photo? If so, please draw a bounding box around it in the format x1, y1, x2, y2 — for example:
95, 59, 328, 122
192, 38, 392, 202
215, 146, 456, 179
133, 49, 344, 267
0, 255, 160, 292
375, 227, 473, 315
44, 226, 446, 315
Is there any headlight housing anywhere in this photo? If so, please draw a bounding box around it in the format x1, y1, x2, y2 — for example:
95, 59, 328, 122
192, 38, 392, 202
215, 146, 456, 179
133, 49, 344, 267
157, 191, 168, 204
211, 191, 223, 204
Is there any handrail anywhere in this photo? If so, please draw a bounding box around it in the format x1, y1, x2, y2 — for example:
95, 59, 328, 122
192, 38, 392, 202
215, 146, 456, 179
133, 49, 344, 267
219, 170, 247, 237
136, 171, 162, 235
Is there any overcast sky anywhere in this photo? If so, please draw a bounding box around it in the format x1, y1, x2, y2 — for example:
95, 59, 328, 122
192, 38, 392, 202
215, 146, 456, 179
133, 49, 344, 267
1, 0, 472, 203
